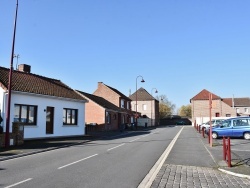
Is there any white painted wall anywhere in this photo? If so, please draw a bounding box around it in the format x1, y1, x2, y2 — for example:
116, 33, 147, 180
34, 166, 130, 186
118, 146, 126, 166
0, 88, 6, 128
1, 91, 86, 139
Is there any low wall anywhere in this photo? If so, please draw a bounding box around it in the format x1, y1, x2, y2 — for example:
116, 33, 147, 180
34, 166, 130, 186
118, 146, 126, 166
0, 123, 24, 148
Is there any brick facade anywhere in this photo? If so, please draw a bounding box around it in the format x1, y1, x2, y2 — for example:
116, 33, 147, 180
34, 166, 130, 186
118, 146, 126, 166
77, 82, 132, 131
94, 82, 122, 108
191, 89, 237, 123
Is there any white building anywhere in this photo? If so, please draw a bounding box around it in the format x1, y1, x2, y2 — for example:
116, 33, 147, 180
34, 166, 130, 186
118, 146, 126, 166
0, 64, 87, 139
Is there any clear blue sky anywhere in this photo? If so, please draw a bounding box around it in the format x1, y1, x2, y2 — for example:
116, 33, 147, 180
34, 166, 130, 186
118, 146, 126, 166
1, 0, 250, 111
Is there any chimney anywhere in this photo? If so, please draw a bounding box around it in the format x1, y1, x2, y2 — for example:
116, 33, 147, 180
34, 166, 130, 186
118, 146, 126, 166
18, 64, 31, 73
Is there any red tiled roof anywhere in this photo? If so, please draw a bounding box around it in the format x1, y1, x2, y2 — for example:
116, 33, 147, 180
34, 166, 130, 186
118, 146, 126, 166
76, 90, 130, 114
76, 90, 121, 111
222, 98, 232, 106
190, 89, 221, 101
0, 66, 85, 101
104, 83, 131, 101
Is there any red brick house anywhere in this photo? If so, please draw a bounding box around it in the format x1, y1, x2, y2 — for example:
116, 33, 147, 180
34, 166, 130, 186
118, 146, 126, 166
80, 82, 133, 130
190, 89, 250, 123
76, 90, 128, 130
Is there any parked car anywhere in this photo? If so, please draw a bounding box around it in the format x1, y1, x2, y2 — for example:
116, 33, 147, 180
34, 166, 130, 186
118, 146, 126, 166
200, 119, 225, 129
209, 117, 250, 140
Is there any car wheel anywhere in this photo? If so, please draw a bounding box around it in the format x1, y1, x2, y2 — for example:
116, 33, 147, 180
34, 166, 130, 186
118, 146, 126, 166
243, 132, 250, 140
212, 132, 218, 139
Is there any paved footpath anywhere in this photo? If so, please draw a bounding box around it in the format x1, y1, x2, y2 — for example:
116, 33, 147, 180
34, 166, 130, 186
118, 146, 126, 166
150, 126, 250, 188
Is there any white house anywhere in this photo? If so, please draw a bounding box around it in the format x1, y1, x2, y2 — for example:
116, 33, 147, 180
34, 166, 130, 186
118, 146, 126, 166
0, 64, 87, 139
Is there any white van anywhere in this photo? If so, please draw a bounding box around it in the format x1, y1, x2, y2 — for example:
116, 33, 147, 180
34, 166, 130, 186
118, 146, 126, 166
200, 118, 227, 129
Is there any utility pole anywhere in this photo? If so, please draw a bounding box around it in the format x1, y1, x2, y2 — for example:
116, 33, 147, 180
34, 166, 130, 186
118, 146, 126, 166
5, 0, 19, 148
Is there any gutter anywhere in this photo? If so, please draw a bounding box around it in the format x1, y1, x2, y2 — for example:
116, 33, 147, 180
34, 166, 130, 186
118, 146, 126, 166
12, 90, 87, 103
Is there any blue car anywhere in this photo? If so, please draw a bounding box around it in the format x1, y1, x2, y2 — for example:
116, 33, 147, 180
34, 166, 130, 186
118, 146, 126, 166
211, 117, 250, 140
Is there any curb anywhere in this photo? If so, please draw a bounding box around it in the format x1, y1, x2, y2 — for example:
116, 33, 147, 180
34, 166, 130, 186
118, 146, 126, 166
218, 168, 250, 180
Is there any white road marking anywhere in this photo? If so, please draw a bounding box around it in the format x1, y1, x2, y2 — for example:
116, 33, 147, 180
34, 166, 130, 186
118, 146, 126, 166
5, 178, 32, 188
58, 154, 98, 169
129, 131, 160, 142
138, 127, 184, 188
129, 138, 141, 142
107, 143, 125, 151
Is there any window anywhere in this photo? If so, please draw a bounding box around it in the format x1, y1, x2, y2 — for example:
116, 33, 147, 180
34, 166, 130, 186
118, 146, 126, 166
134, 104, 138, 111
142, 104, 147, 110
14, 104, 37, 125
236, 108, 240, 113
245, 108, 249, 113
63, 108, 78, 125
127, 101, 130, 110
226, 114, 231, 117
233, 118, 250, 127
106, 112, 111, 124
215, 113, 220, 117
121, 99, 125, 108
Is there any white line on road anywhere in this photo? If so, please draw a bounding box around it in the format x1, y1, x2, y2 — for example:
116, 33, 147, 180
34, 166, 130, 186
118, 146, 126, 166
129, 137, 141, 142
138, 126, 184, 188
107, 143, 125, 151
58, 154, 98, 169
129, 131, 160, 142
5, 178, 32, 188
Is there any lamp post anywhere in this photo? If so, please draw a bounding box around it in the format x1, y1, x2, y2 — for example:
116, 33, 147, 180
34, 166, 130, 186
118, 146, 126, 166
135, 75, 145, 130
5, 0, 19, 148
151, 88, 158, 126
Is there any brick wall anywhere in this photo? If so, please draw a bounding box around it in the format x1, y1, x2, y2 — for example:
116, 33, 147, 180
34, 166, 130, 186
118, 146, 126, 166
86, 100, 105, 124
191, 99, 237, 123
94, 82, 120, 107
85, 100, 119, 130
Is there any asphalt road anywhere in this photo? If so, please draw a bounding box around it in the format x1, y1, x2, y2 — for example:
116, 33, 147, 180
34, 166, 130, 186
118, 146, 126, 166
0, 126, 181, 188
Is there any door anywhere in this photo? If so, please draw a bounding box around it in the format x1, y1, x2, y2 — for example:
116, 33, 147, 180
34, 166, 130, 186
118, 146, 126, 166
46, 106, 54, 134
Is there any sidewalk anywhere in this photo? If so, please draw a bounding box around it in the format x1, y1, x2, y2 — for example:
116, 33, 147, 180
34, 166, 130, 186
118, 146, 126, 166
151, 126, 250, 188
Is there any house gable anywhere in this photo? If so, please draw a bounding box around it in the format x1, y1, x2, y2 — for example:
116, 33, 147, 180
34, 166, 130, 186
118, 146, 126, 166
190, 89, 221, 101
93, 82, 131, 109
129, 87, 157, 101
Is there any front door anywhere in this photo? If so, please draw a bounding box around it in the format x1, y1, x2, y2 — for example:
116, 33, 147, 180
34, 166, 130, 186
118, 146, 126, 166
46, 106, 54, 134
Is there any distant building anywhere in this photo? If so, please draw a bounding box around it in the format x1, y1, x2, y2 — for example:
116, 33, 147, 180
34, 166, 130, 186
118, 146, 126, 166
129, 87, 159, 126
190, 89, 250, 123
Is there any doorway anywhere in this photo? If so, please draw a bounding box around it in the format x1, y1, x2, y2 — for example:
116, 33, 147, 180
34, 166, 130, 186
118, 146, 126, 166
46, 106, 54, 134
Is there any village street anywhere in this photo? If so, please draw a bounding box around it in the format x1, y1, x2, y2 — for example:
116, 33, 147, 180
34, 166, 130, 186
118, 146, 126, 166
0, 126, 180, 188
1, 126, 250, 188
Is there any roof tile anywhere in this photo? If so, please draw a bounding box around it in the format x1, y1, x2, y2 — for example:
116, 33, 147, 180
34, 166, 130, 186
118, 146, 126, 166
0, 66, 85, 101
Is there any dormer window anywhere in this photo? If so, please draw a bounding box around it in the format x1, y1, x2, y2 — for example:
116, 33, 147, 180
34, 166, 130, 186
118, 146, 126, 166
121, 99, 125, 108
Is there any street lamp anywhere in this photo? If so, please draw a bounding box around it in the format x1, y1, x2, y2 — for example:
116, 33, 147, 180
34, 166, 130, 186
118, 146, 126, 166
151, 88, 158, 126
135, 75, 145, 129
5, 0, 19, 148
